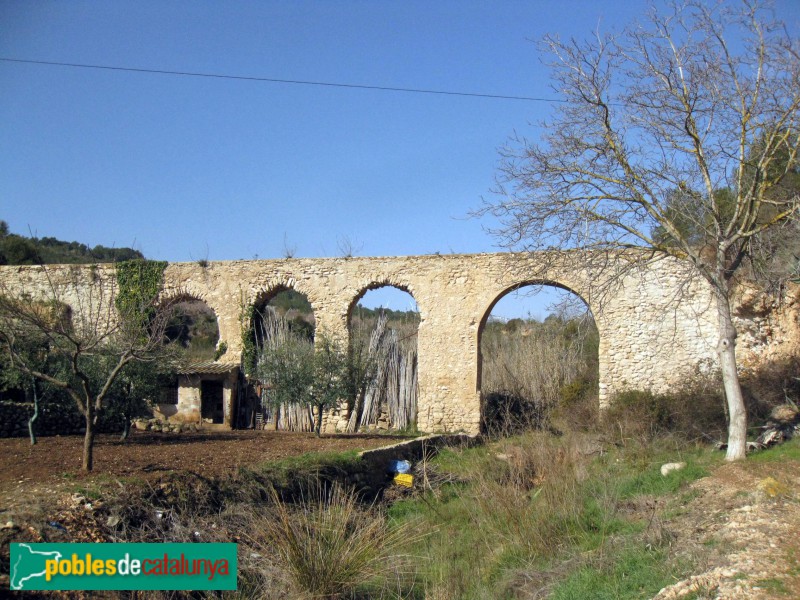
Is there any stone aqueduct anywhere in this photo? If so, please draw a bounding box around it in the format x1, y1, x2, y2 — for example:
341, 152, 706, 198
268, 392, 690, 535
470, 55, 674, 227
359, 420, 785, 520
0, 253, 720, 434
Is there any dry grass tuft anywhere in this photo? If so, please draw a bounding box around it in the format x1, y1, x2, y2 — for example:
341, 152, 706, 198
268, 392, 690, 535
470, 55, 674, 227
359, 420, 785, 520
264, 484, 415, 598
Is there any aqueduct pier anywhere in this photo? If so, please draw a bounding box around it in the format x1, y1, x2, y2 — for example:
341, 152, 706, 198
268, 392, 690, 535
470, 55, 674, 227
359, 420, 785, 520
0, 252, 721, 434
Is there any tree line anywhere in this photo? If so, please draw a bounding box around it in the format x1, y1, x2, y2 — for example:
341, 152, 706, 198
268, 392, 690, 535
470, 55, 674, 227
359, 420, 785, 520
0, 220, 144, 265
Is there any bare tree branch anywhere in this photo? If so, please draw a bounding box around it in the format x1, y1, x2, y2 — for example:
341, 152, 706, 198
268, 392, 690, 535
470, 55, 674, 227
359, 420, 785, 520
476, 0, 800, 461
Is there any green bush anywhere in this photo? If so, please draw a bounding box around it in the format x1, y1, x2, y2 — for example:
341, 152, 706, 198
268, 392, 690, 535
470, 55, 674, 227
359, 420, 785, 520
604, 377, 728, 444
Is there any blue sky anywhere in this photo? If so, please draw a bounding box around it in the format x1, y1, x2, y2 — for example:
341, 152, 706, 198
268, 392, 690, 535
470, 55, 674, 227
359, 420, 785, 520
2, 1, 798, 316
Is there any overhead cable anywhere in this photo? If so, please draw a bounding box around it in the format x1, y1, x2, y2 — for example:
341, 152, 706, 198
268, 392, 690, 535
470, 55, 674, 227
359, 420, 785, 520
0, 57, 565, 103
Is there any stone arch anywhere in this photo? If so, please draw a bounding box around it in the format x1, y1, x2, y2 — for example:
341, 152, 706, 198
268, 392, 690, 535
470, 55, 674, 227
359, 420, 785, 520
158, 280, 216, 307
159, 289, 214, 309
159, 292, 222, 361
246, 283, 319, 432
477, 279, 600, 430
252, 283, 313, 311
249, 283, 317, 342
345, 280, 421, 432
345, 279, 421, 326
249, 280, 319, 329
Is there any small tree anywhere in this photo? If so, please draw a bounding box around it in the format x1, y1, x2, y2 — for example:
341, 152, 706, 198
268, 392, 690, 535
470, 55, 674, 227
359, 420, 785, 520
0, 334, 55, 445
262, 336, 350, 437
103, 359, 171, 441
307, 336, 350, 436
257, 322, 316, 428
0, 261, 174, 471
479, 1, 800, 460
255, 311, 351, 437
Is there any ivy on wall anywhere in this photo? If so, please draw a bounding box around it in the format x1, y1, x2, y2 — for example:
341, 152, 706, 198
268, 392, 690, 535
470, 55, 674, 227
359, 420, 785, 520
240, 302, 257, 375
115, 260, 168, 325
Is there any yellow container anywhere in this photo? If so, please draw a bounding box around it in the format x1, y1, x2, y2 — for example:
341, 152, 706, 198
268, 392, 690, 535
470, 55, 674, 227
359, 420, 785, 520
393, 473, 414, 488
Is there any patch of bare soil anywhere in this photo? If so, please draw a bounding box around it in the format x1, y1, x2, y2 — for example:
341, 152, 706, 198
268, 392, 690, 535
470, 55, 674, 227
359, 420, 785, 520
0, 429, 397, 522
653, 456, 800, 600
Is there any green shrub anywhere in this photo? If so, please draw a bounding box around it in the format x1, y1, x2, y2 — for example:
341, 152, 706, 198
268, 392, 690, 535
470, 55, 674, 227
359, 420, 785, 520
604, 376, 728, 444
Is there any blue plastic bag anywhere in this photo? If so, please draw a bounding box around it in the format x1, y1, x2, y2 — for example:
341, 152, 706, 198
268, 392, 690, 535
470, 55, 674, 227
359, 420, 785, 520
388, 459, 411, 474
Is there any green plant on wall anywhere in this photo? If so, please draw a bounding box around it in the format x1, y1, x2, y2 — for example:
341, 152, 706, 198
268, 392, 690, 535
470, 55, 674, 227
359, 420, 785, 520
115, 260, 168, 327
240, 301, 257, 375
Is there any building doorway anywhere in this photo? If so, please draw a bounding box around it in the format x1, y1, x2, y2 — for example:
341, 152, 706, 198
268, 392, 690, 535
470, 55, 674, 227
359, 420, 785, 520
201, 380, 224, 424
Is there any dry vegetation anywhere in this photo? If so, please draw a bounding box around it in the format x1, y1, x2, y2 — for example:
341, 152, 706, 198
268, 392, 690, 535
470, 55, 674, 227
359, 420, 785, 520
480, 311, 599, 436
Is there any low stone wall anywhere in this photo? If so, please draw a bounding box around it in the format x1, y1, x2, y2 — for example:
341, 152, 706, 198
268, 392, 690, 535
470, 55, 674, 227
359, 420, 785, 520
350, 433, 478, 496
0, 399, 142, 438
258, 433, 478, 502
132, 418, 203, 433
0, 401, 84, 438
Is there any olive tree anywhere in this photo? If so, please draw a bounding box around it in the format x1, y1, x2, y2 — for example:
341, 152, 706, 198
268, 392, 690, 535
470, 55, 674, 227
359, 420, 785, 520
0, 332, 54, 445
0, 262, 175, 471
257, 333, 351, 437
479, 1, 799, 460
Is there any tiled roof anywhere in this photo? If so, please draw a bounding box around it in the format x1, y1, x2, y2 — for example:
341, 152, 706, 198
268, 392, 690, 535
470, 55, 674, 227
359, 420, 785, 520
175, 361, 239, 375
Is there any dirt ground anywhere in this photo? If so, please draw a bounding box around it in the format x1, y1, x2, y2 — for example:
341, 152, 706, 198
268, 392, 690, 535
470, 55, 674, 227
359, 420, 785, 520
651, 454, 800, 600
0, 429, 398, 520
2, 432, 798, 599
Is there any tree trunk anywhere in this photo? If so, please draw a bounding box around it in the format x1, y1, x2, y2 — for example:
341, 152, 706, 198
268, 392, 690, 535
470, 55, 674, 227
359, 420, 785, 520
120, 383, 132, 441
28, 382, 39, 446
82, 406, 96, 472
716, 289, 747, 461
315, 404, 324, 437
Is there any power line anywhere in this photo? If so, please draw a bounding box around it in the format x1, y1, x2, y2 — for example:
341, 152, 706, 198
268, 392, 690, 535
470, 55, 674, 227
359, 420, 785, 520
0, 56, 565, 103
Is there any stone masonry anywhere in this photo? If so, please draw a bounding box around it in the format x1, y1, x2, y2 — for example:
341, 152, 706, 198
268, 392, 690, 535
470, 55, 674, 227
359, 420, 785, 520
0, 252, 726, 434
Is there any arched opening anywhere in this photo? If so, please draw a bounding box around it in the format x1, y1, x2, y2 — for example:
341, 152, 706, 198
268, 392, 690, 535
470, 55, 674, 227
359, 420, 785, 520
345, 285, 420, 432
161, 296, 226, 425
479, 283, 599, 436
164, 297, 220, 361
247, 288, 317, 431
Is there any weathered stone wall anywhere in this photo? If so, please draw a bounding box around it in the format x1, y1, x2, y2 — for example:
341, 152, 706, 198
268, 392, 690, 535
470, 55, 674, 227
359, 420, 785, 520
154, 373, 237, 426
0, 252, 732, 434
733, 283, 800, 371
175, 376, 202, 423
0, 400, 84, 438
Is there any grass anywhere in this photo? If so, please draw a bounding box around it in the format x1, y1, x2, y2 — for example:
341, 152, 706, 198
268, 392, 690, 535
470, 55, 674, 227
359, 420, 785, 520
257, 448, 363, 471
241, 448, 364, 487
264, 484, 414, 598
379, 423, 422, 437
70, 472, 122, 499
51, 419, 797, 599
607, 446, 714, 499
756, 577, 790, 595
749, 436, 800, 462
386, 431, 712, 599
548, 546, 683, 600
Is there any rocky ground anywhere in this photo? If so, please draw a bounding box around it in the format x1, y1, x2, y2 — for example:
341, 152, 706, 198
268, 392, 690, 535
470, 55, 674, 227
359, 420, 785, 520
652, 451, 800, 600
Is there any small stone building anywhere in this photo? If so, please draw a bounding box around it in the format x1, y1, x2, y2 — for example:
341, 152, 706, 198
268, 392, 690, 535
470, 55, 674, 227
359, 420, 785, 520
153, 362, 239, 428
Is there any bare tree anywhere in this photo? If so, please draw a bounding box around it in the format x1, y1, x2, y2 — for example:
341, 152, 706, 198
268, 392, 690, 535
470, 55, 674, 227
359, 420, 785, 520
479, 1, 800, 460
282, 233, 297, 259
336, 234, 364, 258
0, 264, 175, 471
